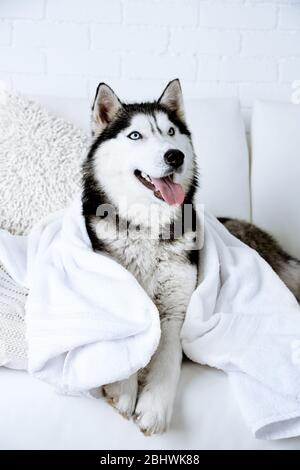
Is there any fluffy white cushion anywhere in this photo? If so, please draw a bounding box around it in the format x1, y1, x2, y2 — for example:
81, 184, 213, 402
0, 93, 89, 235
251, 100, 300, 259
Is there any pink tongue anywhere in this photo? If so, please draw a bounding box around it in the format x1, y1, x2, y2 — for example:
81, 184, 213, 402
151, 176, 185, 206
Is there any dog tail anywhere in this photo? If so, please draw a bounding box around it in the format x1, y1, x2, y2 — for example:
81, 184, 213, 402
218, 217, 300, 303
278, 257, 300, 303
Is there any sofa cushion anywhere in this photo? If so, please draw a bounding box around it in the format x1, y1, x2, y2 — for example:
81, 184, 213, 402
251, 100, 300, 259
185, 98, 250, 220
0, 92, 89, 235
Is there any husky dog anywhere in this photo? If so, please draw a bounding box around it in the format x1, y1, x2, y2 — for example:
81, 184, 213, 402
219, 218, 300, 303
82, 79, 199, 435
82, 79, 300, 435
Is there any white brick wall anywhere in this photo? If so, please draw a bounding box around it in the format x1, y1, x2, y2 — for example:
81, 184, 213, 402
0, 0, 300, 124
198, 2, 277, 29
124, 0, 198, 26
46, 0, 121, 23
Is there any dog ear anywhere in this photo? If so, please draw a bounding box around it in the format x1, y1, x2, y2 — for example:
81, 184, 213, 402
92, 83, 123, 135
158, 79, 186, 124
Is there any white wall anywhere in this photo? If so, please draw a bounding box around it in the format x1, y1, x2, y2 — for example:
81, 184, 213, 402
1, 0, 300, 126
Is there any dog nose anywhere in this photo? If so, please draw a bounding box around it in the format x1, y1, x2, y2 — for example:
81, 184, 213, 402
164, 149, 184, 169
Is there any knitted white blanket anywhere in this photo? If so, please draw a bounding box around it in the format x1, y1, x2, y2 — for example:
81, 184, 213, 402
0, 262, 27, 369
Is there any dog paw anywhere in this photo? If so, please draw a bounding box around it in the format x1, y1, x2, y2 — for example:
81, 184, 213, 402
103, 376, 138, 419
134, 389, 172, 436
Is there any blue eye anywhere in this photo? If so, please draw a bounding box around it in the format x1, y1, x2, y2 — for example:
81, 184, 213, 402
128, 131, 142, 140
168, 127, 175, 136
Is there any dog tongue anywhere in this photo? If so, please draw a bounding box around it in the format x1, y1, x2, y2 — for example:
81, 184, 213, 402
151, 176, 185, 206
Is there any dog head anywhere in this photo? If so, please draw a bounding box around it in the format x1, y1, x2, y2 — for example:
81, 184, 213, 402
84, 79, 197, 223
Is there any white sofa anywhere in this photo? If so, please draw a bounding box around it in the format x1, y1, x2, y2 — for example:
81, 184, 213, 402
0, 94, 299, 450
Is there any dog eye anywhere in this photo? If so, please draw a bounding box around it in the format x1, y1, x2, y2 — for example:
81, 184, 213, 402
168, 127, 175, 136
127, 131, 142, 140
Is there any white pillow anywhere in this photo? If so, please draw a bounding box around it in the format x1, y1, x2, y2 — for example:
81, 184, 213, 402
251, 100, 300, 259
0, 93, 89, 235
185, 99, 250, 221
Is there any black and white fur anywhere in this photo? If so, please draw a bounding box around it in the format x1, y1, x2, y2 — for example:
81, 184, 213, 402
82, 79, 300, 435
219, 218, 300, 303
82, 80, 199, 435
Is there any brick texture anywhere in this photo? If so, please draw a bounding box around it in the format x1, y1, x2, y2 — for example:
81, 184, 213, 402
0, 0, 299, 114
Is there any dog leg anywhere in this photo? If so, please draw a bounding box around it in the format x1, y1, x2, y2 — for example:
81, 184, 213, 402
103, 373, 138, 419
134, 319, 183, 435
133, 259, 197, 435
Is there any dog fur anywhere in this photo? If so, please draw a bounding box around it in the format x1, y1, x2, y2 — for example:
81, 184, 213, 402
219, 218, 300, 303
82, 79, 300, 435
82, 79, 199, 435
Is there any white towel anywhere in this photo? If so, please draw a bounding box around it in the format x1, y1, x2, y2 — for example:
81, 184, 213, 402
181, 212, 300, 440
0, 198, 300, 439
0, 197, 160, 393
